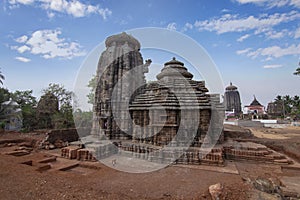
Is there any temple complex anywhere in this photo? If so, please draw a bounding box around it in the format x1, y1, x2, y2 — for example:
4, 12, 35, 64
243, 96, 265, 119
224, 82, 241, 116
76, 32, 292, 167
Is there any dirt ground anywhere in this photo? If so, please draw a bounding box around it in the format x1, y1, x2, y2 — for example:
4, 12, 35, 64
0, 126, 300, 200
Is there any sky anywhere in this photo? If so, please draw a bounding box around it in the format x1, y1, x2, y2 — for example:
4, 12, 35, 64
0, 0, 300, 111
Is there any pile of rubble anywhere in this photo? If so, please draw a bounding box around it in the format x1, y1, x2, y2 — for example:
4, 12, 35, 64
39, 129, 79, 150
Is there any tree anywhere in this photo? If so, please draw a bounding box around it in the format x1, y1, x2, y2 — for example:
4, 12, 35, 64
87, 75, 96, 105
11, 90, 37, 131
0, 69, 5, 85
294, 67, 300, 76
41, 83, 75, 129
0, 88, 11, 104
273, 95, 300, 119
11, 90, 37, 107
42, 83, 73, 110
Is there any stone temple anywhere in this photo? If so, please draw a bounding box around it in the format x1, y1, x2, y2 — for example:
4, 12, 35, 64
84, 32, 225, 165
75, 32, 292, 167
224, 82, 241, 116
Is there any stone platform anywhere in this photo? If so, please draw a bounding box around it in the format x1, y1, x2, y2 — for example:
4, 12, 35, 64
61, 138, 293, 168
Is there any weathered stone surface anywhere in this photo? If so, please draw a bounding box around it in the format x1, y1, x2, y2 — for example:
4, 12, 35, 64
91, 32, 150, 140
40, 129, 79, 149
5, 150, 30, 156
61, 146, 81, 159
36, 93, 59, 129
224, 82, 242, 115
36, 164, 51, 172
38, 156, 57, 163
209, 183, 223, 200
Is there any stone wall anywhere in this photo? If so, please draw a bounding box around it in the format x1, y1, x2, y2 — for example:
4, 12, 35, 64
45, 129, 79, 143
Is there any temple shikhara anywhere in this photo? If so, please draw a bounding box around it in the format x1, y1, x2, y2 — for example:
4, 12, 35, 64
224, 82, 242, 117
72, 32, 292, 167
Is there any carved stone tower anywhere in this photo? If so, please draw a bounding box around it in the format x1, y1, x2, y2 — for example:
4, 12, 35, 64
224, 82, 242, 116
91, 32, 150, 139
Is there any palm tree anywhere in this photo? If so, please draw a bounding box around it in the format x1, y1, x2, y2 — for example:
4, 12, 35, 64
294, 67, 300, 76
0, 69, 4, 85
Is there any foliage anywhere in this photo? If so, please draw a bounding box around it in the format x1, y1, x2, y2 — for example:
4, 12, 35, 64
73, 109, 93, 128
0, 69, 5, 85
0, 88, 11, 104
10, 90, 37, 132
294, 67, 300, 76
41, 83, 75, 129
274, 95, 300, 119
42, 83, 73, 110
11, 90, 37, 107
87, 75, 96, 105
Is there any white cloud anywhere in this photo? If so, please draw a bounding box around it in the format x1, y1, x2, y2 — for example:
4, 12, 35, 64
167, 22, 177, 31
47, 12, 55, 18
237, 34, 250, 42
221, 9, 230, 13
8, 0, 112, 19
17, 45, 30, 53
12, 29, 86, 59
182, 22, 193, 32
290, 0, 300, 8
263, 64, 283, 69
194, 11, 300, 34
236, 48, 252, 55
234, 0, 300, 8
15, 35, 28, 43
264, 29, 286, 39
9, 0, 34, 5
185, 23, 193, 30
295, 27, 300, 38
15, 56, 31, 62
239, 44, 300, 58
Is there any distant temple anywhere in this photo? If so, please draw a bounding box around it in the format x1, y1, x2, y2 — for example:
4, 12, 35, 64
267, 101, 284, 118
1, 98, 22, 131
224, 82, 241, 116
243, 96, 265, 119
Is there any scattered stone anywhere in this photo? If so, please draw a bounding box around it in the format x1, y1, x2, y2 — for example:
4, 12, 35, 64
209, 183, 223, 200
17, 146, 33, 151
36, 164, 51, 172
5, 150, 30, 156
255, 191, 282, 200
242, 177, 252, 183
20, 160, 33, 166
253, 177, 282, 194
38, 156, 57, 163
54, 139, 65, 148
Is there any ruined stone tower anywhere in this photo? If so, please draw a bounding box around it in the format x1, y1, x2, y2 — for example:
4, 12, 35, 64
91, 32, 151, 139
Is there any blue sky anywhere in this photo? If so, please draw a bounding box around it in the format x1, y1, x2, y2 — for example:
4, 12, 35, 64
1, 0, 300, 110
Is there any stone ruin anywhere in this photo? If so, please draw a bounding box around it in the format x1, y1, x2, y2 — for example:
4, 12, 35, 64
63, 32, 292, 167
36, 92, 59, 129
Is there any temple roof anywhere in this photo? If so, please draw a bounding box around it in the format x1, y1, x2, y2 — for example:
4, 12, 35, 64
105, 32, 140, 49
226, 82, 238, 91
156, 57, 193, 80
250, 96, 263, 106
